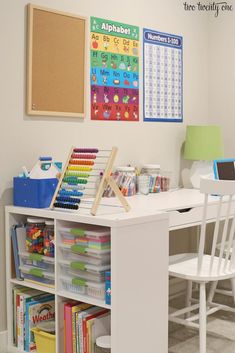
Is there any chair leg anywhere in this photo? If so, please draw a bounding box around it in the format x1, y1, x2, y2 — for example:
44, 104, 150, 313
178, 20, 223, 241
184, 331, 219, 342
207, 281, 218, 303
231, 278, 235, 305
199, 282, 207, 353
185, 280, 193, 318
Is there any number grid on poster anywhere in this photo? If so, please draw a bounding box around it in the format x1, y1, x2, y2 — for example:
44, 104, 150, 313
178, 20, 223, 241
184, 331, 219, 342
143, 29, 183, 122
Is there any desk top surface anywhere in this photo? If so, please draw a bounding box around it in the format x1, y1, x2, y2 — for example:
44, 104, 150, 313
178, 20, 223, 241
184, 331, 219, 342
6, 188, 219, 227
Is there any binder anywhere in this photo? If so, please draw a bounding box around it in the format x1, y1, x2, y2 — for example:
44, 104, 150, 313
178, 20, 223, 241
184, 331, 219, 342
11, 224, 26, 280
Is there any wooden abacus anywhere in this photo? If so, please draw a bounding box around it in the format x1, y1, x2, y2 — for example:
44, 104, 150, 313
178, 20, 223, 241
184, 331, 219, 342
50, 147, 130, 215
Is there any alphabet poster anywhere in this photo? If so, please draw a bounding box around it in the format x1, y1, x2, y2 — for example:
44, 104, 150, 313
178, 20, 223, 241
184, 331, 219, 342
90, 17, 139, 121
143, 28, 183, 122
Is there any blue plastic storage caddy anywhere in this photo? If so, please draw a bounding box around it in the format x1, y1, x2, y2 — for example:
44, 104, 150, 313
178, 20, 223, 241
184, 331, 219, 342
13, 177, 58, 208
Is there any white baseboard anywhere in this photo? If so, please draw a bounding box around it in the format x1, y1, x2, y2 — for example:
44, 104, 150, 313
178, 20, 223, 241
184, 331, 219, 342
0, 330, 7, 352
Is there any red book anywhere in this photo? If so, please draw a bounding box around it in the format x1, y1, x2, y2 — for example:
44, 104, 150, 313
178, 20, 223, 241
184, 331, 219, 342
64, 301, 77, 353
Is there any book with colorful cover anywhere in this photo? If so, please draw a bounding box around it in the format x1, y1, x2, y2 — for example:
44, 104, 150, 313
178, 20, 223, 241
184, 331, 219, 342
72, 303, 92, 353
25, 295, 55, 352
13, 286, 30, 346
16, 289, 40, 350
77, 307, 104, 353
24, 292, 54, 351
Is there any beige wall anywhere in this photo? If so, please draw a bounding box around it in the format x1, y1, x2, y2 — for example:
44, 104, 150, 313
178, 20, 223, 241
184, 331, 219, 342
208, 6, 235, 155
0, 0, 209, 331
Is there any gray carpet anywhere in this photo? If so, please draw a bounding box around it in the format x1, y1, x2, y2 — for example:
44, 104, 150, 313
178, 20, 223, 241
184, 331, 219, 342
169, 293, 235, 353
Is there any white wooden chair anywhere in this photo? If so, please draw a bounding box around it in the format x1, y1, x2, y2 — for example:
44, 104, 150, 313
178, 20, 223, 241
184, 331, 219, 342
208, 242, 235, 304
169, 178, 235, 353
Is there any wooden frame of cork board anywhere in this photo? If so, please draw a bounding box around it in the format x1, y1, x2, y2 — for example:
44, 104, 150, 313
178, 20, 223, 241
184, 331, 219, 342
27, 4, 87, 117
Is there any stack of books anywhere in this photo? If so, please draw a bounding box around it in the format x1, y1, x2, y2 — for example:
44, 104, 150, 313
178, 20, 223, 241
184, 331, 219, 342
12, 286, 55, 352
64, 301, 110, 353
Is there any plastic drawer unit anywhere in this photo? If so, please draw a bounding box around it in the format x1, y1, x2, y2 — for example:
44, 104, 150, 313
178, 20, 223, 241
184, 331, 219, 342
59, 260, 110, 283
19, 265, 55, 286
59, 244, 111, 266
61, 276, 105, 299
19, 252, 55, 272
59, 226, 110, 250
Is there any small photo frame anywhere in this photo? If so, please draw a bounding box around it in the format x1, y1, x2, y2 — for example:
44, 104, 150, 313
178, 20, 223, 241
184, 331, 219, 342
213, 159, 235, 180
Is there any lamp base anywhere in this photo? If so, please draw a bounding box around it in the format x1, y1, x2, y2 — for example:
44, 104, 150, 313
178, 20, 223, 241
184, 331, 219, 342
190, 161, 214, 189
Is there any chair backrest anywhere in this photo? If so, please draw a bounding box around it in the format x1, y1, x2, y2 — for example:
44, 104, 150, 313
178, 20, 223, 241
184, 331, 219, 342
198, 178, 235, 275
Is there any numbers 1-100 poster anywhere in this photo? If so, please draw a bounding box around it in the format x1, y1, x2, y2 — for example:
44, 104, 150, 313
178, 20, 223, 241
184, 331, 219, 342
143, 28, 183, 122
90, 17, 139, 121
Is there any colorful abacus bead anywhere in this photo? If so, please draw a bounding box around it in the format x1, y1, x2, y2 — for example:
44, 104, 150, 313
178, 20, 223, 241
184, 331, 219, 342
69, 159, 94, 166
73, 148, 99, 153
71, 153, 97, 159
54, 202, 79, 210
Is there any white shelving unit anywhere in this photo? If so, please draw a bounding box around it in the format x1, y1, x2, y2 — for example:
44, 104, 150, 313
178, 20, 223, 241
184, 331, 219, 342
5, 205, 169, 353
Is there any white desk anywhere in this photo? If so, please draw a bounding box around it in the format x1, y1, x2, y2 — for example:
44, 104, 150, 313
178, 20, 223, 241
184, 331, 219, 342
5, 189, 230, 353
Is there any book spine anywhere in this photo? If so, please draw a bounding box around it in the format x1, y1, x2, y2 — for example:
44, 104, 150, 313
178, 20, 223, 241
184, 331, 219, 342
82, 318, 88, 353
78, 314, 84, 353
13, 289, 16, 345
64, 304, 67, 353
72, 310, 76, 353
16, 293, 20, 348
90, 321, 95, 353
76, 312, 80, 353
25, 301, 29, 351
18, 295, 24, 350
65, 305, 73, 353
28, 304, 37, 353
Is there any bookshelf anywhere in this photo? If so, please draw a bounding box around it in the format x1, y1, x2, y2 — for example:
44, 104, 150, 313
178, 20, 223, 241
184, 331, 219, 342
5, 204, 169, 353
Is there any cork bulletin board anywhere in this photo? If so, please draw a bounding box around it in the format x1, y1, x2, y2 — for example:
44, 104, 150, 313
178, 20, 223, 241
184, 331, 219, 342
27, 4, 86, 117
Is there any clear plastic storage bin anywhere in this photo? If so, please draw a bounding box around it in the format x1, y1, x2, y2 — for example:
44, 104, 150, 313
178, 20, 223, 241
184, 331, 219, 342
59, 244, 111, 266
61, 276, 105, 299
19, 252, 55, 272
43, 220, 55, 257
59, 226, 110, 249
20, 265, 55, 286
141, 164, 161, 193
59, 260, 110, 282
26, 218, 46, 254
114, 166, 136, 196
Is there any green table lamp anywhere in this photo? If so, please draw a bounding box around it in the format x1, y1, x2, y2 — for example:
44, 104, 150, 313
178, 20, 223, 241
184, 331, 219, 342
184, 125, 224, 188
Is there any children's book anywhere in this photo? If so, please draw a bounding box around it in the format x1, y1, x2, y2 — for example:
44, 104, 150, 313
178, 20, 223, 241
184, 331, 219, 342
71, 303, 92, 353
12, 286, 29, 346
16, 289, 40, 350
77, 307, 105, 353
64, 301, 77, 353
87, 320, 93, 353
25, 294, 55, 352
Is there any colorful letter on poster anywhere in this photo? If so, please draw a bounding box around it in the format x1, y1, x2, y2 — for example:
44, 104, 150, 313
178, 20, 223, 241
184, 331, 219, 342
143, 29, 183, 122
90, 17, 139, 121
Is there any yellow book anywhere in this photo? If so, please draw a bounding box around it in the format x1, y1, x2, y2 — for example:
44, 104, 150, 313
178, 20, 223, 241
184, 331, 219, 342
87, 319, 94, 353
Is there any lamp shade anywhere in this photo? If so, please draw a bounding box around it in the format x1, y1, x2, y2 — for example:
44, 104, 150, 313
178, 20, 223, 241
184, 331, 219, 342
184, 125, 224, 161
